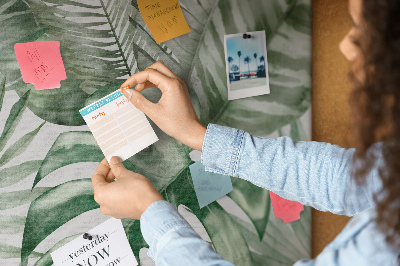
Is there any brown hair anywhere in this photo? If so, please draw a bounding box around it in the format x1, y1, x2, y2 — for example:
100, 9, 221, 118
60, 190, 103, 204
350, 0, 400, 253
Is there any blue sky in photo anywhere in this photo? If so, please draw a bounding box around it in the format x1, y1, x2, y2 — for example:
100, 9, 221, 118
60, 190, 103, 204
226, 32, 266, 73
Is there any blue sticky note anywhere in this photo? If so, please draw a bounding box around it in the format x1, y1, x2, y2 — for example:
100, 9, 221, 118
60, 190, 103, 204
189, 161, 233, 208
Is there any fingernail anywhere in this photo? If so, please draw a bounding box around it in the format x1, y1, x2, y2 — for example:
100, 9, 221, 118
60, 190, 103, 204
124, 89, 133, 100
110, 156, 122, 165
120, 85, 129, 92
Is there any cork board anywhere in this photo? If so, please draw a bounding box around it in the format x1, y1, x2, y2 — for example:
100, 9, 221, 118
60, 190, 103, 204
312, 0, 353, 257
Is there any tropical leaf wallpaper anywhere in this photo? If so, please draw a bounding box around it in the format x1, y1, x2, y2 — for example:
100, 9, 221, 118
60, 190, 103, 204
0, 0, 311, 265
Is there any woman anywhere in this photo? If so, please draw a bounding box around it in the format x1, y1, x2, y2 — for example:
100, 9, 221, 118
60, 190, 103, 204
91, 0, 400, 264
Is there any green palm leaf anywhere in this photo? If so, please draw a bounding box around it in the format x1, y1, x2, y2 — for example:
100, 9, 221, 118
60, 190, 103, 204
33, 234, 80, 266
0, 76, 5, 109
0, 89, 30, 152
0, 215, 26, 234
21, 179, 98, 264
0, 0, 42, 91
32, 131, 103, 189
10, 0, 186, 125
24, 0, 136, 89
0, 188, 50, 210
0, 243, 43, 259
0, 121, 45, 167
0, 160, 42, 188
227, 178, 271, 241
229, 206, 311, 265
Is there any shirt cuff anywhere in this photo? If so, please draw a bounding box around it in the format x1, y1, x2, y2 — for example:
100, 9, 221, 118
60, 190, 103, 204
201, 124, 245, 176
140, 200, 191, 259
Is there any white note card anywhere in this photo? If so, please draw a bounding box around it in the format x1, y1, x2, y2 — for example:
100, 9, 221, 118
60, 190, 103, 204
51, 218, 137, 266
80, 89, 158, 162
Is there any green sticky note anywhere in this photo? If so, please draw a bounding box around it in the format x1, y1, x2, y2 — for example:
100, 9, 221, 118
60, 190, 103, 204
189, 161, 233, 208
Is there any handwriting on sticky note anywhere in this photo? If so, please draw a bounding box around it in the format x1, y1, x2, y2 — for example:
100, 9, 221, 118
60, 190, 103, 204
14, 41, 66, 90
269, 192, 304, 223
137, 0, 191, 43
189, 161, 233, 208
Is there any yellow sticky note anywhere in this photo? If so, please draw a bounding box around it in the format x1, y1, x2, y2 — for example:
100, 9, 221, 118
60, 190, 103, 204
137, 0, 191, 44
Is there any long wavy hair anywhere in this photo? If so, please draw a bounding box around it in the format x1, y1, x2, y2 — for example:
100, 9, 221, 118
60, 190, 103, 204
350, 0, 400, 253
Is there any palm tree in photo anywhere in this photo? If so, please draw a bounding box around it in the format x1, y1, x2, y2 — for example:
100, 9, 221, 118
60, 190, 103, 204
244, 56, 251, 78
260, 55, 265, 71
259, 55, 266, 77
237, 51, 242, 78
253, 53, 258, 73
228, 56, 234, 73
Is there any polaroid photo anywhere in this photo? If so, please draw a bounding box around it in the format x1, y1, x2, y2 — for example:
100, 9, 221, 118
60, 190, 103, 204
224, 30, 270, 100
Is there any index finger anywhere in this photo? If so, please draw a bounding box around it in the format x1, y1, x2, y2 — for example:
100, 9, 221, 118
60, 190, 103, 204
120, 69, 174, 93
91, 159, 111, 191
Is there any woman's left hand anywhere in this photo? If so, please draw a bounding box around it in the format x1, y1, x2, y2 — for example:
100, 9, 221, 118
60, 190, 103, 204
91, 157, 164, 220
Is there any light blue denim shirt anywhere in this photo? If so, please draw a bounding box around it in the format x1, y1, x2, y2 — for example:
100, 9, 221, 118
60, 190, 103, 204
140, 124, 399, 265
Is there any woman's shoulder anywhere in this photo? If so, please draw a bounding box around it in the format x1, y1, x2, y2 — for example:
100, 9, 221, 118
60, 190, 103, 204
321, 209, 399, 265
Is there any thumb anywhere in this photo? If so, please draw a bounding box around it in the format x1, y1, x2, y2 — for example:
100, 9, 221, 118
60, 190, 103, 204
92, 158, 110, 189
109, 156, 128, 178
122, 89, 154, 115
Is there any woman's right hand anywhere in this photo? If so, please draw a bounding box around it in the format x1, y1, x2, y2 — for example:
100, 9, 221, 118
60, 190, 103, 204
120, 61, 206, 151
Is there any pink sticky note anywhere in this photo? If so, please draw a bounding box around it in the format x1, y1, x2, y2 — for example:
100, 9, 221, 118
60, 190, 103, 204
270, 191, 304, 223
14, 41, 66, 90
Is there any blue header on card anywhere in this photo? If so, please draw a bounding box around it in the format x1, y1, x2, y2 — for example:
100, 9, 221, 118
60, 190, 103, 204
80, 90, 123, 117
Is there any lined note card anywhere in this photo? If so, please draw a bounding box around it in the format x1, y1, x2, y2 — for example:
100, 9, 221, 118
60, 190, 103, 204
80, 90, 158, 162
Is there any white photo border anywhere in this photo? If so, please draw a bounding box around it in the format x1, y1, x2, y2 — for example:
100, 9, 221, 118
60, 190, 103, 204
224, 30, 270, 100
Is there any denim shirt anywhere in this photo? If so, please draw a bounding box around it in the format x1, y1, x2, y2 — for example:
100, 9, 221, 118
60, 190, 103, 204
140, 124, 399, 265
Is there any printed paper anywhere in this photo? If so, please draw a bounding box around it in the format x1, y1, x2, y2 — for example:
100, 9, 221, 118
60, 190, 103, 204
269, 191, 304, 223
80, 90, 158, 162
14, 41, 67, 90
51, 218, 137, 266
224, 31, 270, 100
137, 0, 191, 43
189, 161, 233, 208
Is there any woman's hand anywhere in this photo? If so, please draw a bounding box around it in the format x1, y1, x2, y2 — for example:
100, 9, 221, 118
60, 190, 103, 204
91, 157, 164, 220
120, 61, 206, 151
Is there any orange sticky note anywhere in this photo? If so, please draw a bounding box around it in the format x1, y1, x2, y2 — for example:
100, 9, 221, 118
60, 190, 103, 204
270, 191, 304, 223
14, 41, 66, 90
137, 0, 191, 44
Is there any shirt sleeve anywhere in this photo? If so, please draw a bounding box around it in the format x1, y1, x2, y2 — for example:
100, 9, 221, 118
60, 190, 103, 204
140, 200, 235, 266
201, 124, 383, 216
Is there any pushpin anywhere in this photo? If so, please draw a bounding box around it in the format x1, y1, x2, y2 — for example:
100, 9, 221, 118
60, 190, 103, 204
243, 33, 252, 39
83, 233, 94, 240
